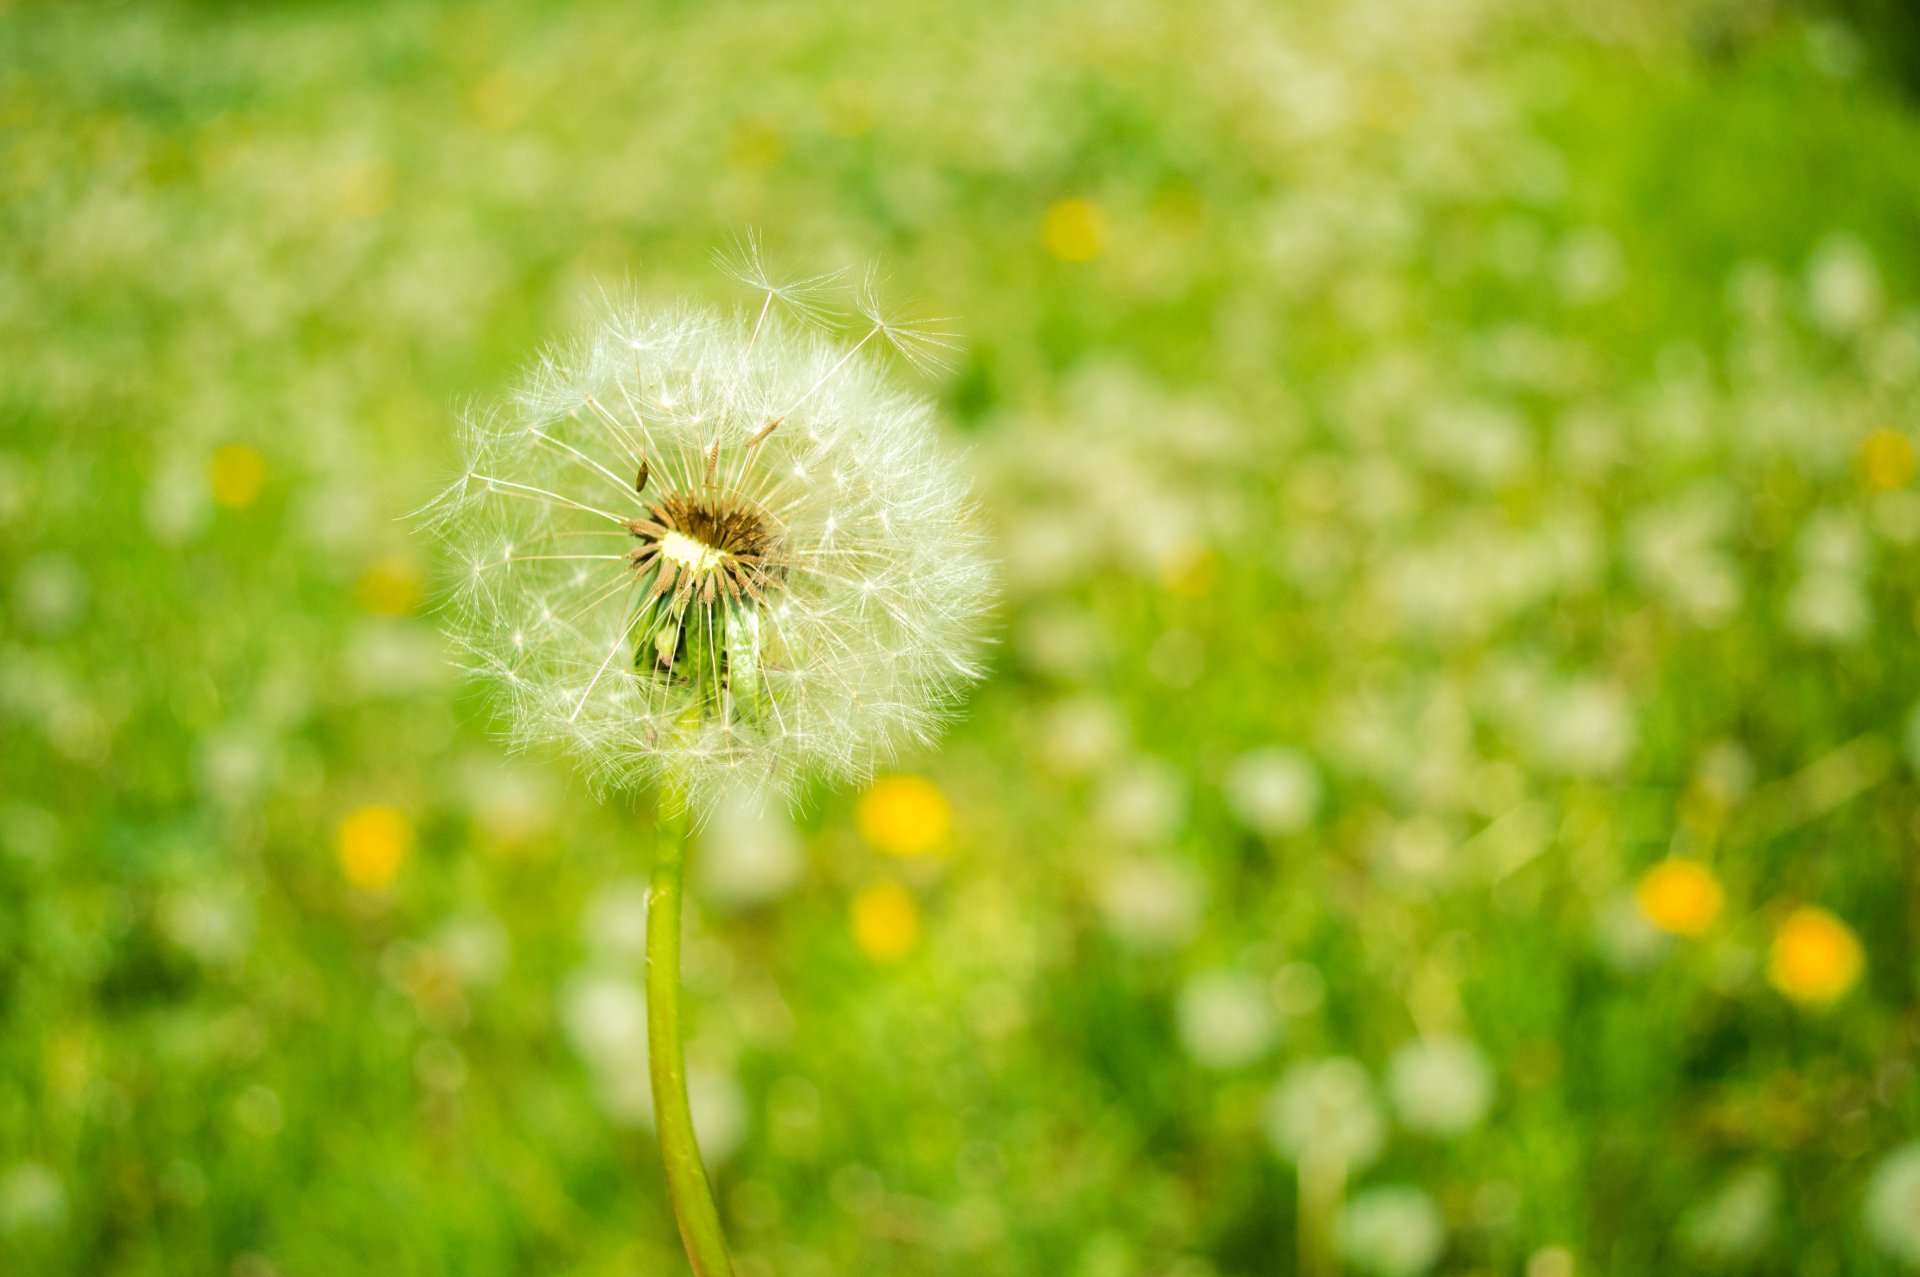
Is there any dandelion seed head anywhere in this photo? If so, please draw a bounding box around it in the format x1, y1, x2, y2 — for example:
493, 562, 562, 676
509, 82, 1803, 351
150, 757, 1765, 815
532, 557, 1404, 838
418, 266, 993, 816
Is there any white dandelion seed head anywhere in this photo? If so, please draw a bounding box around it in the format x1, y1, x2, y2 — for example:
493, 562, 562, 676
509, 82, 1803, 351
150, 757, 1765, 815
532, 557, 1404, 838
417, 262, 994, 816
1385, 1034, 1494, 1137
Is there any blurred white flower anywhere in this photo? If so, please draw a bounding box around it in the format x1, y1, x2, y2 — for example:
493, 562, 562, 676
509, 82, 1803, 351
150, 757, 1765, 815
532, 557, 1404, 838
1415, 400, 1530, 487
1369, 817, 1457, 894
157, 883, 255, 967
1865, 1142, 1920, 1267
581, 878, 653, 966
1786, 512, 1871, 645
697, 784, 804, 908
0, 1162, 67, 1236
1556, 227, 1624, 305
1095, 854, 1204, 951
418, 261, 992, 815
1594, 889, 1669, 973
1627, 489, 1743, 627
12, 553, 87, 636
1808, 235, 1882, 335
433, 912, 510, 987
1224, 748, 1322, 837
1680, 1165, 1777, 1263
1264, 1058, 1385, 1169
557, 972, 747, 1156
1093, 756, 1187, 845
1176, 971, 1279, 1070
1036, 695, 1129, 779
1530, 679, 1634, 777
1387, 1035, 1493, 1136
1785, 574, 1871, 646
562, 973, 648, 1071
1340, 1185, 1446, 1277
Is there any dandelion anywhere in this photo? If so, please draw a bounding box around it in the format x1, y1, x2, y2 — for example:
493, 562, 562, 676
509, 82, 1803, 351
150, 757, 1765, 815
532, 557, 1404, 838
854, 774, 952, 857
1680, 1165, 1777, 1263
207, 444, 265, 509
1043, 198, 1107, 263
1864, 1142, 1920, 1267
336, 804, 413, 891
1340, 1186, 1446, 1277
1266, 1058, 1387, 1277
418, 257, 985, 817
1224, 747, 1322, 837
1634, 859, 1724, 937
1386, 1035, 1493, 1137
1176, 970, 1279, 1070
416, 247, 990, 1277
1767, 905, 1865, 1006
850, 880, 921, 961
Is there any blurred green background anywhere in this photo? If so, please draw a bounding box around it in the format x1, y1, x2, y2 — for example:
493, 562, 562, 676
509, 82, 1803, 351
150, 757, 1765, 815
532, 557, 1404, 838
6, 0, 1920, 1273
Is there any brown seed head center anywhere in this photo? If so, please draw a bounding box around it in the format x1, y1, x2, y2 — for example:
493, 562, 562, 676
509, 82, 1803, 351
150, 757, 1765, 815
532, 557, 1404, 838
626, 492, 777, 608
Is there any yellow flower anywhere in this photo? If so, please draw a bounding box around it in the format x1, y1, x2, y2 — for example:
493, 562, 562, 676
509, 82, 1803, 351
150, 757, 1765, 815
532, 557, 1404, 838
207, 445, 265, 509
854, 774, 952, 857
850, 881, 919, 962
356, 555, 425, 616
1860, 429, 1916, 491
821, 79, 874, 138
1635, 859, 1724, 937
1043, 198, 1107, 263
337, 804, 414, 891
1768, 906, 1864, 1006
725, 118, 783, 170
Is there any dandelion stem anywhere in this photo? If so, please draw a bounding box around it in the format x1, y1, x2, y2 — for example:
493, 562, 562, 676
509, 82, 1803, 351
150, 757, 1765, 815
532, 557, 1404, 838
646, 802, 736, 1277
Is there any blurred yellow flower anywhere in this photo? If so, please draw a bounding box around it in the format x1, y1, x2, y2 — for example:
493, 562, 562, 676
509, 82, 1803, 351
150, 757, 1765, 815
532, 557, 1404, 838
1635, 859, 1724, 937
821, 79, 874, 138
337, 804, 414, 891
1860, 429, 1916, 491
207, 445, 265, 509
855, 774, 952, 857
356, 555, 425, 616
1043, 198, 1107, 263
1768, 906, 1864, 1005
725, 118, 784, 170
850, 881, 919, 961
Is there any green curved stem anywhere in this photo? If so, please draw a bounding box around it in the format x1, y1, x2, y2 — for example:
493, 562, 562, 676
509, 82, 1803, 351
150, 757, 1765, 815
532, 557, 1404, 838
647, 808, 735, 1277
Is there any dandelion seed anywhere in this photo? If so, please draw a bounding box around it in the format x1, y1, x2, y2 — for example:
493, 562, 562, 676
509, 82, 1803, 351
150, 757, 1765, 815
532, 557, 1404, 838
418, 274, 993, 816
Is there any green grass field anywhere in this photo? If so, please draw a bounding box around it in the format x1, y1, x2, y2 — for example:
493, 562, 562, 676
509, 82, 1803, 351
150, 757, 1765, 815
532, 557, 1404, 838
5, 1, 1920, 1273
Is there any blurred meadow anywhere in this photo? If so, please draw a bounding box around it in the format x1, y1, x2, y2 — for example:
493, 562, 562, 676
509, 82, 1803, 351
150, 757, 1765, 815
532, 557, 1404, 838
6, 0, 1920, 1274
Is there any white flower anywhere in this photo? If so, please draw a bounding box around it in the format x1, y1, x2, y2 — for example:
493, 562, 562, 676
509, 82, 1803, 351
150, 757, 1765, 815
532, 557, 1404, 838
419, 255, 992, 815
1176, 971, 1279, 1070
1386, 1035, 1493, 1137
1865, 1142, 1920, 1267
1680, 1166, 1777, 1263
1224, 747, 1322, 836
697, 784, 804, 907
1094, 854, 1205, 950
1340, 1186, 1446, 1277
0, 1163, 67, 1236
1264, 1057, 1385, 1169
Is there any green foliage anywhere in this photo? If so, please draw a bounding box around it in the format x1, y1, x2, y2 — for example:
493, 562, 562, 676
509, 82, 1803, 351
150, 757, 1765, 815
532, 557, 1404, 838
2, 1, 1918, 1274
